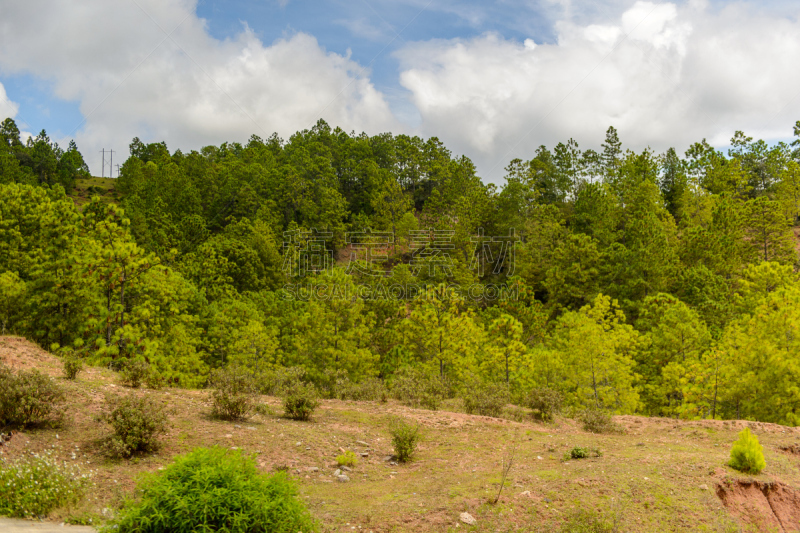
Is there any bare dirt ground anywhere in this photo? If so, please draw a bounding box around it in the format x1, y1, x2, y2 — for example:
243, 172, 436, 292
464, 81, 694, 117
4, 335, 800, 532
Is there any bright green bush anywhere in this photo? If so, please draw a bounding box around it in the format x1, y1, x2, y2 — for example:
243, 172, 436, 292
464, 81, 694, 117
255, 366, 306, 396
105, 446, 317, 533
102, 394, 170, 458
336, 450, 358, 467
729, 427, 766, 474
210, 367, 257, 420
564, 447, 602, 460
282, 383, 320, 421
0, 450, 92, 518
389, 417, 420, 463
0, 363, 66, 428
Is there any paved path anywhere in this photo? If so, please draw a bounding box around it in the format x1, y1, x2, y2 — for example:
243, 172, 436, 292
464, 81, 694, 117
0, 518, 96, 532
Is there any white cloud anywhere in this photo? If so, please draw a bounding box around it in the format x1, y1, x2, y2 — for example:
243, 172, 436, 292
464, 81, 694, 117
0, 0, 397, 173
0, 82, 19, 123
395, 1, 800, 181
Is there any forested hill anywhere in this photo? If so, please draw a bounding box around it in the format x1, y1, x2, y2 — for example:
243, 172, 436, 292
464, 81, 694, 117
2, 116, 800, 425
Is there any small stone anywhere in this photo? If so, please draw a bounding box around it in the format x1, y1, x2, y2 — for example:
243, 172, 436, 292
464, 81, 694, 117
519, 490, 531, 497
356, 440, 370, 447
246, 427, 256, 431
459, 512, 476, 525
334, 469, 342, 476
308, 467, 319, 472
296, 441, 302, 446
338, 447, 346, 454
337, 474, 350, 483
234, 425, 241, 428
224, 434, 233, 438
383, 456, 393, 462
360, 452, 369, 457
699, 484, 709, 491
536, 456, 542, 460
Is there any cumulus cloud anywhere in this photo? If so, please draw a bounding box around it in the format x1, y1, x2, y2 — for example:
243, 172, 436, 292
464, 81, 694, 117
0, 0, 397, 171
396, 1, 800, 180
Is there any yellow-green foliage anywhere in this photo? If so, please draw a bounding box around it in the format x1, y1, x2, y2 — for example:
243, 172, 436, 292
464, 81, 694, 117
728, 427, 766, 474
336, 450, 358, 467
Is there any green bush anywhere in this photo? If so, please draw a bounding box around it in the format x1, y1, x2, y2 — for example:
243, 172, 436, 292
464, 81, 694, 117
564, 447, 602, 460
63, 356, 83, 380
102, 394, 170, 458
255, 366, 306, 396
120, 359, 150, 388
0, 363, 66, 428
282, 383, 320, 421
210, 367, 257, 420
463, 380, 510, 417
390, 367, 448, 411
526, 387, 564, 422
0, 450, 92, 518
389, 417, 420, 463
104, 446, 317, 533
580, 407, 623, 434
729, 427, 766, 474
336, 450, 358, 468
343, 377, 388, 402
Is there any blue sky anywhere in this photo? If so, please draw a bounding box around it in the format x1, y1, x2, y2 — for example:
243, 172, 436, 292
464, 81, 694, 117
1, 0, 799, 181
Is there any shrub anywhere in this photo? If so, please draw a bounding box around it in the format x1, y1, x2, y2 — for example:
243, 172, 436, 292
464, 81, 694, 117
120, 359, 150, 388
390, 367, 448, 411
282, 383, 320, 421
389, 417, 420, 463
336, 450, 358, 468
463, 380, 510, 418
0, 363, 66, 428
63, 356, 83, 380
343, 377, 388, 402
729, 427, 766, 474
527, 387, 564, 422
0, 450, 92, 518
105, 446, 317, 533
564, 447, 602, 460
102, 394, 170, 458
210, 367, 257, 421
580, 407, 623, 434
255, 366, 306, 396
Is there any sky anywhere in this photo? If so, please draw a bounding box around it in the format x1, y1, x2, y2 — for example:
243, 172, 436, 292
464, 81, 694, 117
1, 0, 799, 183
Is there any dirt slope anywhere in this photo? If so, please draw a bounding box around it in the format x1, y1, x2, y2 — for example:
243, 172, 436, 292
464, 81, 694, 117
3, 336, 800, 532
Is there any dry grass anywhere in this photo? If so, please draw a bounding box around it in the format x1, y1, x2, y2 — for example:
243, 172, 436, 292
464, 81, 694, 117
2, 335, 800, 532
71, 177, 118, 206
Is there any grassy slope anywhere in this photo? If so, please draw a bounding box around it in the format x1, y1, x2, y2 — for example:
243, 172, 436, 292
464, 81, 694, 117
71, 177, 118, 207
2, 336, 799, 532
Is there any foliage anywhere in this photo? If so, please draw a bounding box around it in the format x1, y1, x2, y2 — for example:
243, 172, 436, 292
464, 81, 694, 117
336, 450, 359, 468
0, 450, 92, 518
389, 417, 421, 463
564, 447, 602, 460
210, 367, 258, 421
580, 407, 623, 434
63, 355, 83, 380
526, 387, 564, 422
104, 446, 317, 533
0, 363, 65, 428
101, 393, 170, 458
390, 366, 449, 411
120, 359, 151, 388
728, 427, 766, 474
282, 383, 320, 421
556, 508, 620, 533
462, 378, 510, 417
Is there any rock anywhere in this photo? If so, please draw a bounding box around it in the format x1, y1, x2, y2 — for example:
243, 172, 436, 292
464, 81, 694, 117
337, 474, 350, 483
246, 427, 256, 431
699, 484, 709, 491
308, 467, 319, 472
383, 456, 393, 462
224, 434, 233, 438
341, 465, 352, 472
296, 441, 302, 446
334, 469, 342, 476
356, 440, 370, 447
536, 456, 543, 460
234, 425, 241, 428
360, 452, 369, 457
459, 512, 476, 525
338, 447, 346, 454
519, 490, 531, 497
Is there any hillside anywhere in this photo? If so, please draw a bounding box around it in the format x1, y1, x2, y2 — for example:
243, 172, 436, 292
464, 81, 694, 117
3, 337, 800, 532
70, 177, 118, 206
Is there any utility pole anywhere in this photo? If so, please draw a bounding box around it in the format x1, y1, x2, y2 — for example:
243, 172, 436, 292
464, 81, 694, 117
109, 149, 115, 178
100, 148, 106, 178
115, 164, 120, 178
